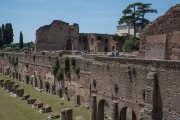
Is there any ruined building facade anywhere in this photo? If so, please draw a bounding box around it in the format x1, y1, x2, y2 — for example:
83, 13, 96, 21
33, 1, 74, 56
34, 20, 120, 52
138, 4, 180, 60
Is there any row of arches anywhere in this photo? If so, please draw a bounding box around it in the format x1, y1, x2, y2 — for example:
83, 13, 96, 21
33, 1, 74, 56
94, 99, 137, 120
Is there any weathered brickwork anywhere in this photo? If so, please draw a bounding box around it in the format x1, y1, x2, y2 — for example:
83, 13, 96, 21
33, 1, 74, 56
138, 4, 180, 60
34, 20, 120, 52
1, 51, 180, 119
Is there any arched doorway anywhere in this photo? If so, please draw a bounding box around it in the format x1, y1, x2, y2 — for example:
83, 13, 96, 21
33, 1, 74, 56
66, 39, 73, 50
98, 99, 110, 120
120, 107, 136, 120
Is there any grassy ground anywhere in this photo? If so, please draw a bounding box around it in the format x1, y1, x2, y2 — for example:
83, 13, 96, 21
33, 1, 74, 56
0, 75, 90, 120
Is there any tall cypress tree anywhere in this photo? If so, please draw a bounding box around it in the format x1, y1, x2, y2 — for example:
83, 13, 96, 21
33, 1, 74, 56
0, 27, 3, 48
3, 23, 14, 46
19, 31, 23, 49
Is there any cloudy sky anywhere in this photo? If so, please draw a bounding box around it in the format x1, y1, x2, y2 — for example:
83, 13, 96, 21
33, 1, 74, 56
0, 0, 179, 43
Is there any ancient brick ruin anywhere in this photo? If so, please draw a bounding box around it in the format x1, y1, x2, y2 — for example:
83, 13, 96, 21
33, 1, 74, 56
34, 20, 119, 52
138, 4, 180, 60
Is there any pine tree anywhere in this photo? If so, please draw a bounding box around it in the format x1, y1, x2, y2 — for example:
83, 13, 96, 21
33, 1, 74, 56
118, 2, 157, 37
19, 31, 23, 49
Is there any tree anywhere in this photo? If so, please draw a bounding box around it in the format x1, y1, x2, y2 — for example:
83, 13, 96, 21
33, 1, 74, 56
0, 27, 3, 48
3, 23, 14, 46
118, 2, 157, 37
19, 31, 23, 49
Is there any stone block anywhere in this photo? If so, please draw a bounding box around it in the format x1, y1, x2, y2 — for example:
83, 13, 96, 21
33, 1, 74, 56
27, 98, 36, 104
22, 94, 30, 100
60, 108, 73, 120
41, 104, 51, 113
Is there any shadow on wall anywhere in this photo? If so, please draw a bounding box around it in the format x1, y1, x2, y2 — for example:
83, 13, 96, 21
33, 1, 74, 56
152, 74, 163, 120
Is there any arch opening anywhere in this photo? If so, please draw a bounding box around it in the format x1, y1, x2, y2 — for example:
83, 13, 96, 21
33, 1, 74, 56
120, 107, 136, 120
66, 39, 72, 50
98, 99, 110, 120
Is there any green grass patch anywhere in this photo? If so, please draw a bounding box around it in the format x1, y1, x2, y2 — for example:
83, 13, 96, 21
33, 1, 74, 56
0, 75, 90, 120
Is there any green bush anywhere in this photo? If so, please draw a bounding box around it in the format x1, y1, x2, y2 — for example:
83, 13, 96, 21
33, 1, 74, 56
52, 64, 59, 75
25, 74, 30, 81
70, 57, 76, 67
14, 47, 20, 51
75, 67, 80, 74
4, 47, 13, 51
123, 37, 139, 52
22, 47, 30, 51
64, 57, 70, 74
56, 70, 64, 81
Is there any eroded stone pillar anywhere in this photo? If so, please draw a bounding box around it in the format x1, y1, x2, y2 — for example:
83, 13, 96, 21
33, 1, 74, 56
90, 95, 97, 120
111, 101, 118, 120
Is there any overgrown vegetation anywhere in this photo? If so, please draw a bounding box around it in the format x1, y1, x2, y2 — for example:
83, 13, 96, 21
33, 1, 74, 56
10, 57, 18, 66
75, 67, 80, 74
25, 74, 30, 81
64, 57, 70, 76
4, 47, 13, 51
123, 37, 139, 52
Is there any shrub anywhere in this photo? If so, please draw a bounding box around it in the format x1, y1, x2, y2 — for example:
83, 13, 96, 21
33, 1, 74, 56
3, 47, 13, 51
22, 47, 30, 51
52, 64, 59, 75
14, 47, 20, 51
70, 57, 76, 67
123, 37, 139, 52
75, 67, 80, 74
131, 66, 136, 73
25, 74, 30, 81
64, 57, 70, 74
56, 70, 64, 81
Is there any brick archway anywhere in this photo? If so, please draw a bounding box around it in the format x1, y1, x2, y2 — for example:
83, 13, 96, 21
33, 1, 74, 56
120, 107, 136, 120
97, 99, 110, 120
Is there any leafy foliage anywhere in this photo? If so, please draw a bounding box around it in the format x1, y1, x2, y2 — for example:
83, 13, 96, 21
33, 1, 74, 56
52, 57, 59, 76
75, 67, 80, 74
56, 69, 64, 81
70, 57, 76, 67
2, 23, 14, 46
14, 47, 20, 51
118, 2, 157, 37
25, 74, 30, 81
3, 47, 13, 51
64, 57, 70, 75
123, 37, 140, 52
22, 47, 30, 51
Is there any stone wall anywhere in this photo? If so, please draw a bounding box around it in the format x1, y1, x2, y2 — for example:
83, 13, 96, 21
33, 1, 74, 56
92, 57, 180, 119
138, 4, 180, 60
35, 20, 79, 52
1, 52, 180, 119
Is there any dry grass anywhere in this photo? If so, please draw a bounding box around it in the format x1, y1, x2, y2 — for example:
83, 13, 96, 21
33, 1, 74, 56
0, 75, 90, 120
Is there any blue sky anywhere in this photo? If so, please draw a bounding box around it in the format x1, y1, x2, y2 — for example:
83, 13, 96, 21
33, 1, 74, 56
0, 0, 179, 43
